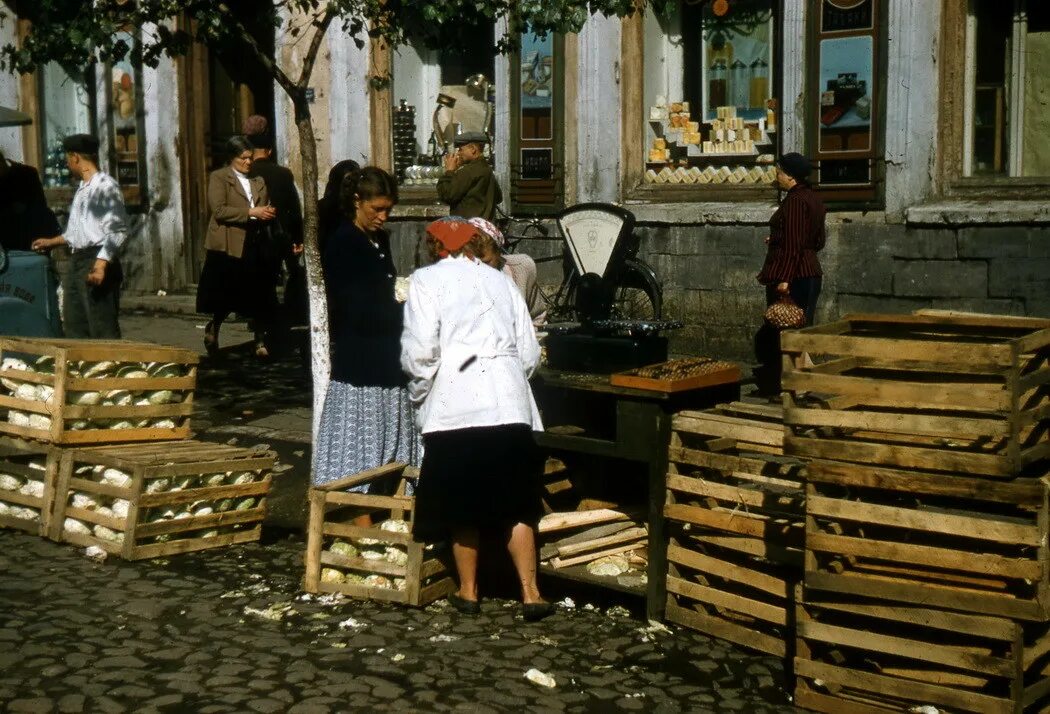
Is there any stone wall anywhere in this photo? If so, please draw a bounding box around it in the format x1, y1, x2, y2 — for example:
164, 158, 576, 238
387, 216, 1050, 363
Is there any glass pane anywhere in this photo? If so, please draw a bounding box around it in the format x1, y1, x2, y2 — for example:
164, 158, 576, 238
40, 63, 92, 187
641, 1, 777, 188
391, 26, 494, 186
700, 1, 774, 122
970, 0, 1011, 176
817, 35, 874, 155
1022, 3, 1050, 176
520, 30, 554, 141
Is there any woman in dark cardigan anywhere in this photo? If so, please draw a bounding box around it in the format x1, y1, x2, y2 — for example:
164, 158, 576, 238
312, 166, 421, 522
754, 152, 826, 397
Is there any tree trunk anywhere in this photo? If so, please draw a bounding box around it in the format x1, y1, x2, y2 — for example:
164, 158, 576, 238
294, 100, 329, 444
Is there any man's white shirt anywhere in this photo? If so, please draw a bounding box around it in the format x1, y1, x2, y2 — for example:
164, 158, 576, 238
64, 172, 129, 261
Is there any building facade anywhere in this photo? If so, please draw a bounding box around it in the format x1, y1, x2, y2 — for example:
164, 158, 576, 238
4, 0, 1048, 358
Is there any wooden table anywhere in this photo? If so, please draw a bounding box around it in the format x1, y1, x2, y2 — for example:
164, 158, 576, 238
531, 368, 740, 619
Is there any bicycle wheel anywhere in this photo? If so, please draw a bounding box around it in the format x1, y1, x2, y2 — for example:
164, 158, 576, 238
609, 257, 662, 320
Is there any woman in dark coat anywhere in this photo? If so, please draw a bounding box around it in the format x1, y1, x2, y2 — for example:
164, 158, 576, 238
312, 166, 421, 520
754, 152, 826, 397
196, 135, 279, 357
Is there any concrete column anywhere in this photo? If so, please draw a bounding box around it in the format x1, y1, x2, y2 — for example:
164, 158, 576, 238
0, 19, 23, 160
780, 0, 806, 156
138, 31, 185, 291
577, 13, 621, 203
494, 17, 511, 208
883, 0, 940, 216
328, 24, 371, 167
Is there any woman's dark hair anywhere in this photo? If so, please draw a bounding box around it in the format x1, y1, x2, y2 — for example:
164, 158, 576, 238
225, 135, 254, 164
339, 166, 398, 218
318, 160, 360, 245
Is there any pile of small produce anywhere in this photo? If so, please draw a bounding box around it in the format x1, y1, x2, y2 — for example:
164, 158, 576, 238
320, 518, 413, 591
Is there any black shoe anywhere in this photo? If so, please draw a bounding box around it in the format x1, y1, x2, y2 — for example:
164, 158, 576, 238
448, 593, 480, 615
203, 321, 219, 356
522, 601, 555, 622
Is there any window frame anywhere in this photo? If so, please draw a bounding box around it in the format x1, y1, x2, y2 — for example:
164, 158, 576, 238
803, 0, 887, 208
938, 0, 1050, 197
621, 1, 785, 203
509, 27, 566, 215
103, 26, 150, 213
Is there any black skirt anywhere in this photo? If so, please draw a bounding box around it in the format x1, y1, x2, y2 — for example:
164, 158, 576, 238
413, 424, 544, 541
195, 227, 280, 321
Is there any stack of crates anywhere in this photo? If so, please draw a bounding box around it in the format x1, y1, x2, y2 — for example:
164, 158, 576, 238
781, 312, 1050, 713
0, 337, 275, 559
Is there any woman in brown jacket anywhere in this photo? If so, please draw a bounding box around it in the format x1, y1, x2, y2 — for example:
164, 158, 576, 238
196, 135, 279, 357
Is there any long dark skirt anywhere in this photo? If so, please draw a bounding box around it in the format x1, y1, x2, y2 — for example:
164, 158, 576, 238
196, 228, 280, 323
412, 424, 544, 542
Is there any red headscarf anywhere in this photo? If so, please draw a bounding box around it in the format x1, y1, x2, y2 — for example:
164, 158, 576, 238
426, 218, 477, 258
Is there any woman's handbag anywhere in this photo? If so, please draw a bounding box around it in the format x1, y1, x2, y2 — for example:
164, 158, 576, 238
764, 294, 805, 330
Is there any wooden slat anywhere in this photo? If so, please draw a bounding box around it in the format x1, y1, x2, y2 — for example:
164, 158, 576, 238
664, 502, 799, 540
798, 619, 1012, 677
132, 508, 263, 538
805, 460, 1045, 504
666, 574, 786, 625
786, 405, 1009, 439
672, 413, 784, 447
807, 495, 1040, 546
787, 435, 1012, 476
807, 531, 1042, 581
667, 543, 789, 599
320, 522, 413, 546
315, 462, 406, 494
665, 598, 785, 657
806, 597, 1016, 641
780, 331, 1013, 368
320, 550, 408, 578
128, 527, 260, 559
666, 473, 801, 513
807, 570, 1045, 622
782, 370, 1009, 411
794, 659, 1011, 714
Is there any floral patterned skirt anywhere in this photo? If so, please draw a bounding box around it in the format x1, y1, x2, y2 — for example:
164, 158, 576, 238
312, 380, 422, 493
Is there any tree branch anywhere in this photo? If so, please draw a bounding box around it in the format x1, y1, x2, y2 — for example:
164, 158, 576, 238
298, 7, 334, 89
213, 1, 298, 99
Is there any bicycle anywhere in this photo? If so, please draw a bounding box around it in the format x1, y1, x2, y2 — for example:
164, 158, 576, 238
497, 204, 663, 325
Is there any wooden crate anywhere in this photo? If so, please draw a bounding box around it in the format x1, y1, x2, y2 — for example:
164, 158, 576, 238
663, 401, 807, 657
304, 463, 455, 607
804, 459, 1050, 622
781, 313, 1050, 478
48, 440, 273, 559
795, 588, 1050, 714
0, 437, 57, 536
0, 337, 198, 445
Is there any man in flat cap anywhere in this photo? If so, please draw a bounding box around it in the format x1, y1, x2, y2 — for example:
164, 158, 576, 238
437, 132, 502, 221
32, 133, 129, 338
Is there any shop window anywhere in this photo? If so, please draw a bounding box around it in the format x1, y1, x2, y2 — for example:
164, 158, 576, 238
390, 21, 495, 189
105, 26, 148, 211
37, 63, 96, 190
641, 1, 780, 190
806, 0, 884, 203
964, 0, 1050, 178
510, 28, 564, 212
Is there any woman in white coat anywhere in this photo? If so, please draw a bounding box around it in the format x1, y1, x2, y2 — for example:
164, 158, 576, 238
401, 217, 553, 622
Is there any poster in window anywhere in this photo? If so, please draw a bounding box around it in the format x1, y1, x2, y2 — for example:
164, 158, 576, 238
822, 0, 874, 33
520, 31, 554, 140
818, 36, 873, 153
110, 29, 142, 204
700, 2, 774, 121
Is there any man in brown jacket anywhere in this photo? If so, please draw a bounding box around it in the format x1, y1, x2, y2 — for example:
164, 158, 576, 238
437, 132, 502, 221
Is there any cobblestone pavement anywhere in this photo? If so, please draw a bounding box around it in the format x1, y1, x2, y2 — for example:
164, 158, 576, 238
1, 311, 801, 712
0, 532, 798, 713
